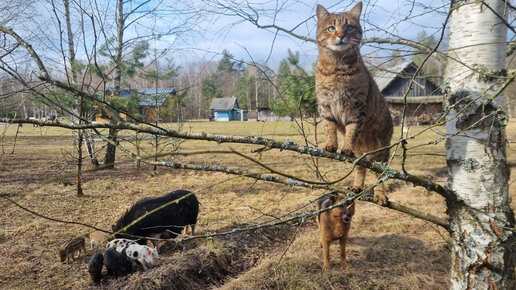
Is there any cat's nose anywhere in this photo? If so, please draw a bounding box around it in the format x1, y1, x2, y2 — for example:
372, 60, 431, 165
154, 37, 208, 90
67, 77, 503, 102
336, 31, 345, 39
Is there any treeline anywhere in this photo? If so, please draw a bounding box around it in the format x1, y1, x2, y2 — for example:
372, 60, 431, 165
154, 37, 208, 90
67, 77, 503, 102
0, 30, 448, 121
0, 46, 317, 121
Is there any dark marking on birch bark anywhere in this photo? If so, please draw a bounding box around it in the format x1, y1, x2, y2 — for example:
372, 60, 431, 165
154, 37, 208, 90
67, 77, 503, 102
484, 148, 493, 160
455, 254, 462, 279
488, 203, 494, 213
486, 242, 495, 264
496, 131, 503, 149
462, 230, 468, 248
484, 268, 498, 290
489, 219, 503, 239
467, 268, 475, 290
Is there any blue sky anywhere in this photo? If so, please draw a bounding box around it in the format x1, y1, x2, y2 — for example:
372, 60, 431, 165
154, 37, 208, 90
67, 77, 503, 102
178, 0, 449, 69
0, 0, 452, 75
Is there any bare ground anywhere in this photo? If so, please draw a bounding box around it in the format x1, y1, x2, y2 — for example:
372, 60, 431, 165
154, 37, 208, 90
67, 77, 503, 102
2, 121, 504, 289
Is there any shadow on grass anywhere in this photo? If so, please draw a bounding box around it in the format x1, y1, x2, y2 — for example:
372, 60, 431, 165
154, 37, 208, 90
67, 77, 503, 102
341, 234, 450, 289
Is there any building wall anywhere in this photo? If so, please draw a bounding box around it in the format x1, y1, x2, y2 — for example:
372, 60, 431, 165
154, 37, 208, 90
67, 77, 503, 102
213, 111, 230, 121
143, 107, 158, 123
383, 76, 441, 97
382, 65, 441, 98
388, 103, 443, 126
212, 110, 248, 121
93, 105, 127, 123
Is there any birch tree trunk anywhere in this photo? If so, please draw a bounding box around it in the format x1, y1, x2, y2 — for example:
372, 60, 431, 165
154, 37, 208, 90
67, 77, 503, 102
63, 0, 83, 196
445, 0, 516, 288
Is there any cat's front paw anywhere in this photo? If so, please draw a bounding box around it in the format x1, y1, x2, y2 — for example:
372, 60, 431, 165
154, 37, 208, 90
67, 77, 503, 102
323, 142, 338, 153
373, 191, 389, 206
341, 148, 355, 157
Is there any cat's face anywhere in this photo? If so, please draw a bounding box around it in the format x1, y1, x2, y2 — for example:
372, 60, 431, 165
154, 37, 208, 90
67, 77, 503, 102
316, 2, 362, 53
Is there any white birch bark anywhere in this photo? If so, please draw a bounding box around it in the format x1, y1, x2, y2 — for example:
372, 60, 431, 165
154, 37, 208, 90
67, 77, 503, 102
445, 0, 515, 288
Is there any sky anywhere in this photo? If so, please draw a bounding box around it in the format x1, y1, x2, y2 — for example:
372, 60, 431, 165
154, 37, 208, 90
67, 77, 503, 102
177, 0, 450, 70
0, 0, 460, 76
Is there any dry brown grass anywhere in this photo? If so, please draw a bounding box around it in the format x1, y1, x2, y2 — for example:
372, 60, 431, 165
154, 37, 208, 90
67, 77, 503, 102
1, 120, 516, 289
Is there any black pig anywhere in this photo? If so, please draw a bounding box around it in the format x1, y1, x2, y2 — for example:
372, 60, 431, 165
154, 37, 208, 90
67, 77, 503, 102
103, 248, 133, 277
112, 189, 199, 253
88, 252, 104, 283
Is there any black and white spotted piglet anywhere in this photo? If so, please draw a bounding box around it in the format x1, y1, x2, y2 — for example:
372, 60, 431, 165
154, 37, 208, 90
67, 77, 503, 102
106, 238, 137, 252
105, 238, 158, 270
120, 244, 159, 270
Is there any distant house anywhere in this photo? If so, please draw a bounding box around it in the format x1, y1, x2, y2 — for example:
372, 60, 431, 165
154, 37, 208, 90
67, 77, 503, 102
135, 88, 176, 122
94, 87, 129, 123
98, 87, 176, 123
209, 97, 248, 121
257, 107, 292, 122
247, 110, 258, 121
374, 62, 443, 126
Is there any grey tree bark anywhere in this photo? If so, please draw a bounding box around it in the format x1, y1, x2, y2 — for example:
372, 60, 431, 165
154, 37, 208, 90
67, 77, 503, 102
103, 0, 124, 169
444, 0, 516, 288
63, 0, 83, 196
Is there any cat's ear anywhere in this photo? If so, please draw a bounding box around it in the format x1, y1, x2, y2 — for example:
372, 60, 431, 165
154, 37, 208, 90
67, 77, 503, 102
348, 2, 362, 20
316, 4, 329, 19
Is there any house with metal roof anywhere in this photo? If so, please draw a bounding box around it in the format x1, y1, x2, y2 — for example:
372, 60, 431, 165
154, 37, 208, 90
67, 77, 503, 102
209, 97, 247, 121
134, 88, 176, 122
374, 61, 444, 126
98, 87, 176, 122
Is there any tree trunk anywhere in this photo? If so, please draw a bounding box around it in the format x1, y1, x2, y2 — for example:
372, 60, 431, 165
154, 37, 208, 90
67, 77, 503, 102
445, 1, 516, 288
255, 74, 259, 110
63, 0, 84, 196
84, 130, 100, 167
104, 127, 118, 169
63, 0, 99, 169
104, 0, 124, 169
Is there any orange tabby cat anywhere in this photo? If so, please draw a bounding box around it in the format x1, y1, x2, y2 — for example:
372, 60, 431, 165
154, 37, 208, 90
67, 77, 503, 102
315, 2, 393, 205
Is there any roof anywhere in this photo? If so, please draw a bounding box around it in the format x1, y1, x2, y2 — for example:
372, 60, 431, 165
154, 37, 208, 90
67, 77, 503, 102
136, 88, 176, 107
374, 61, 415, 92
209, 97, 239, 110
105, 87, 132, 98
105, 87, 176, 107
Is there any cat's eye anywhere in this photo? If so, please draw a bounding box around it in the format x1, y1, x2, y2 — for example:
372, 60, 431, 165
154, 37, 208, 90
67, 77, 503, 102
327, 26, 336, 33
346, 25, 356, 33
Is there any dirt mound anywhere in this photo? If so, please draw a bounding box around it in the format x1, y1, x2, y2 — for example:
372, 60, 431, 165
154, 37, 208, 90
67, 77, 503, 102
95, 223, 298, 289
102, 248, 231, 290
